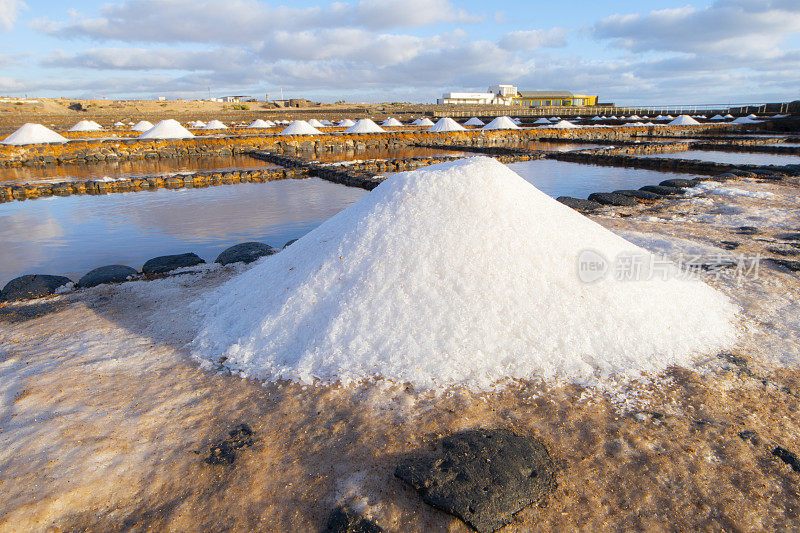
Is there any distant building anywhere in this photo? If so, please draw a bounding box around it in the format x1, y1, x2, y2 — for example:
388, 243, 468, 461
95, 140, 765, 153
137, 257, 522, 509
212, 95, 250, 103
514, 91, 598, 107
437, 84, 600, 107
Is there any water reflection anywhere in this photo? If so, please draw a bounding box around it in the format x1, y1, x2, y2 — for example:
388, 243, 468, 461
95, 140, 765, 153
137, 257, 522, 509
506, 159, 697, 199
0, 178, 365, 284
637, 150, 800, 166
0, 155, 280, 185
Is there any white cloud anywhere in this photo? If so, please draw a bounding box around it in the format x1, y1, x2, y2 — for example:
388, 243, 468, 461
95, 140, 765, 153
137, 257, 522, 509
0, 0, 25, 30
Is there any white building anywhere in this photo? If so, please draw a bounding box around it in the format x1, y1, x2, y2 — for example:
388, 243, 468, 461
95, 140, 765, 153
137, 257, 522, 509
437, 84, 517, 105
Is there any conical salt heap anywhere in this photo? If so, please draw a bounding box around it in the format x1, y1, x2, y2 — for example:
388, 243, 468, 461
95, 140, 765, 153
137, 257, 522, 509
193, 157, 737, 390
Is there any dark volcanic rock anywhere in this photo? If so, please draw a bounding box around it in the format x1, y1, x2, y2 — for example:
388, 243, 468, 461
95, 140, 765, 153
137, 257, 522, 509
659, 178, 697, 188
215, 242, 277, 265
640, 185, 685, 195
324, 507, 384, 533
773, 446, 800, 472
142, 253, 205, 275
613, 189, 662, 200
719, 241, 741, 250
283, 238, 298, 248
735, 226, 759, 235
395, 429, 556, 533
588, 192, 638, 206
1, 274, 72, 302
775, 232, 800, 241
77, 265, 138, 288
764, 258, 800, 272
205, 423, 255, 465
556, 196, 603, 212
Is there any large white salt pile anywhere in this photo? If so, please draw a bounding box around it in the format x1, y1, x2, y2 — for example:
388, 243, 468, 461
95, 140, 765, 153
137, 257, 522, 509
247, 119, 272, 129
345, 119, 385, 134
668, 115, 701, 126
204, 120, 228, 130
464, 117, 484, 126
280, 120, 322, 135
138, 119, 194, 139
192, 157, 737, 390
69, 120, 102, 132
547, 120, 579, 129
1, 123, 68, 145
307, 119, 326, 128
381, 118, 403, 127
131, 120, 154, 132
337, 119, 356, 127
482, 116, 520, 130
428, 117, 466, 132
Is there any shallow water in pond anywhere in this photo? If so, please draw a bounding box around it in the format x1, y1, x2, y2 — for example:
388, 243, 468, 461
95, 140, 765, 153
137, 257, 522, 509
505, 159, 695, 199
0, 178, 365, 285
637, 150, 800, 166
0, 155, 281, 185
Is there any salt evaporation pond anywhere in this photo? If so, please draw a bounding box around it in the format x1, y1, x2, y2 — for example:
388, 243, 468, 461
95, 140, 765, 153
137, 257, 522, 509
505, 159, 697, 199
0, 155, 281, 185
307, 146, 466, 163
0, 178, 365, 284
637, 150, 800, 166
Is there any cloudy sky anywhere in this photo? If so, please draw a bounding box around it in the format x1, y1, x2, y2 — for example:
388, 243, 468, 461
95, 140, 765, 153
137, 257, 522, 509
0, 0, 798, 104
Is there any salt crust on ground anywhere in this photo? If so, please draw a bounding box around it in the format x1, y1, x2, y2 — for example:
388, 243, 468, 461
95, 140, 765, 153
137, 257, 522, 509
192, 157, 738, 391
1, 123, 67, 145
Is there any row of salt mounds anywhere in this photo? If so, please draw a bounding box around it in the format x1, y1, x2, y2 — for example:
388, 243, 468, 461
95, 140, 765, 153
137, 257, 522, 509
191, 157, 738, 390
428, 117, 466, 132
280, 120, 322, 135
204, 120, 227, 130
345, 118, 385, 134
247, 119, 274, 128
131, 120, 154, 132
338, 119, 356, 127
411, 117, 434, 126
381, 117, 403, 127
546, 119, 579, 129
1, 123, 67, 145
668, 115, 701, 126
464, 117, 484, 126
482, 116, 520, 130
69, 120, 102, 132
307, 119, 326, 128
138, 119, 194, 139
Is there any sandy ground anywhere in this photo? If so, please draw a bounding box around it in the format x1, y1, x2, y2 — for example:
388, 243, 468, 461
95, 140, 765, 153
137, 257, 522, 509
1, 176, 800, 532
0, 98, 427, 136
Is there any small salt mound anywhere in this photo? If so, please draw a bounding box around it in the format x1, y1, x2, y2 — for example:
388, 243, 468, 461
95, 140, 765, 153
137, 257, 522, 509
629, 115, 641, 120
247, 119, 272, 128
188, 120, 206, 128
69, 120, 102, 132
204, 120, 228, 130
464, 117, 484, 126
710, 115, 725, 120
338, 119, 356, 127
482, 116, 520, 130
280, 120, 322, 135
307, 119, 326, 128
746, 114, 758, 119
414, 118, 434, 126
192, 157, 737, 390
668, 115, 701, 126
1, 123, 67, 145
547, 120, 579, 129
138, 119, 194, 139
724, 114, 734, 118
113, 121, 125, 127
534, 118, 551, 125
428, 117, 466, 132
131, 120, 154, 132
591, 116, 604, 121
345, 119, 385, 134
381, 118, 403, 127
731, 117, 760, 124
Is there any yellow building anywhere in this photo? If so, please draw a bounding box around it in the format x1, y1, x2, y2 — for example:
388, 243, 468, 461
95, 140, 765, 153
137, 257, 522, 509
513, 91, 598, 107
